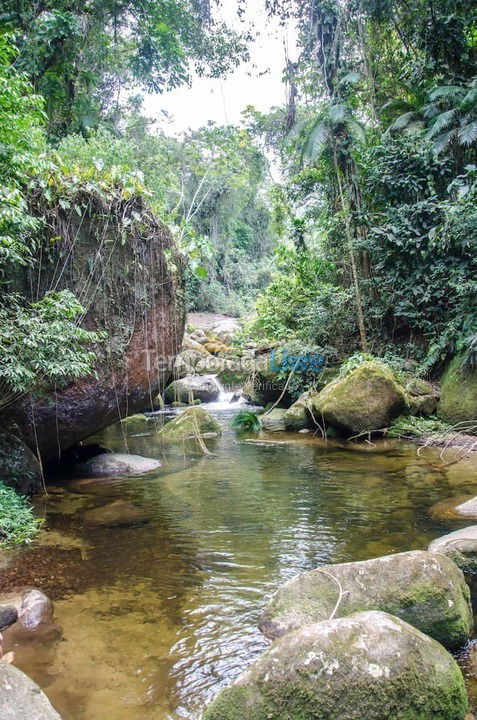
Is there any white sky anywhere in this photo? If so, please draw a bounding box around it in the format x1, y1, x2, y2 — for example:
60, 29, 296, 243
143, 1, 298, 135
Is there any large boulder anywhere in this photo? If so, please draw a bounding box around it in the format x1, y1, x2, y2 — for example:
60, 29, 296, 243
429, 527, 477, 572
439, 356, 477, 424
259, 550, 472, 650
0, 662, 63, 719
0, 191, 184, 462
203, 611, 468, 720
164, 375, 221, 404
311, 362, 406, 435
0, 430, 43, 495
158, 407, 221, 441
76, 453, 161, 478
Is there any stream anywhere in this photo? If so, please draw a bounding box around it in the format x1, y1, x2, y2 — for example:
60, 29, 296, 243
3, 401, 477, 720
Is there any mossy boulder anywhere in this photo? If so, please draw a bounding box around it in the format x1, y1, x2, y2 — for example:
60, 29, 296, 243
310, 362, 406, 436
429, 526, 477, 572
438, 356, 477, 424
407, 393, 439, 416
259, 550, 472, 650
203, 611, 468, 720
158, 407, 221, 441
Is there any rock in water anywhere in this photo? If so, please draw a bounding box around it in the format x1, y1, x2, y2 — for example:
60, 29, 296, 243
429, 526, 477, 572
0, 662, 63, 719
0, 193, 184, 462
261, 409, 286, 432
438, 355, 477, 424
311, 361, 405, 435
429, 496, 477, 522
77, 453, 161, 477
158, 407, 221, 441
164, 375, 221, 404
0, 430, 43, 495
0, 606, 17, 630
83, 499, 150, 527
259, 550, 472, 650
203, 611, 468, 720
0, 588, 53, 630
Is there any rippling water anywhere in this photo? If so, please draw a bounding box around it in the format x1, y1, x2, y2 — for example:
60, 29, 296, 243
5, 406, 477, 720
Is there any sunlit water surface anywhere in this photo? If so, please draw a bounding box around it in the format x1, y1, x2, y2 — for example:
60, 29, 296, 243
5, 404, 477, 720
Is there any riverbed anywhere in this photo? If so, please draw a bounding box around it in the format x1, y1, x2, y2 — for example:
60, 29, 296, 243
3, 404, 477, 720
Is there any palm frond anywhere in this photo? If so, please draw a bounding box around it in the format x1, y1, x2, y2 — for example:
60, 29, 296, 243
389, 111, 420, 131
426, 109, 456, 137
304, 120, 330, 161
329, 103, 346, 124
432, 129, 457, 154
429, 85, 464, 102
458, 121, 477, 147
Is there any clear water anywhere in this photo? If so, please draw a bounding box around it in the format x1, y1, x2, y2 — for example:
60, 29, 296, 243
4, 405, 477, 720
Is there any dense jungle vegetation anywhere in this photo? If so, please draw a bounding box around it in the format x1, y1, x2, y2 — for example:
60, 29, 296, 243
1, 0, 477, 405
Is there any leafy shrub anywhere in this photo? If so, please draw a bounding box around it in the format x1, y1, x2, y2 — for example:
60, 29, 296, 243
232, 411, 262, 432
0, 483, 42, 544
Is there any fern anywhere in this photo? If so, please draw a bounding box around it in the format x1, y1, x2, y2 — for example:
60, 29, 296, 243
232, 411, 262, 432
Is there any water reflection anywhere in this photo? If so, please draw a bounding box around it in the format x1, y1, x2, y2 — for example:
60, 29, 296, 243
4, 407, 477, 720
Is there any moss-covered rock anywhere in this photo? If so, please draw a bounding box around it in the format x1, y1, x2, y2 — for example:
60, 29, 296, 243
164, 375, 221, 404
203, 611, 468, 720
311, 362, 406, 435
259, 550, 472, 650
407, 393, 439, 416
438, 356, 477, 424
429, 526, 477, 572
158, 407, 221, 441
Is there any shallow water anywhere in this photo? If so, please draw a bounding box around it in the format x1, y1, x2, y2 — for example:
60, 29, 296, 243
5, 406, 477, 720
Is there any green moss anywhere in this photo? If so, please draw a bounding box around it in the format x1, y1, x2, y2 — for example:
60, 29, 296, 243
158, 407, 221, 441
438, 355, 477, 424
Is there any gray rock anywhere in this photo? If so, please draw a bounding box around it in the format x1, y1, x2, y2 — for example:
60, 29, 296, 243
0, 606, 17, 629
0, 588, 53, 631
429, 526, 477, 572
259, 550, 472, 650
164, 375, 221, 404
77, 453, 161, 478
261, 409, 286, 432
203, 611, 468, 720
0, 662, 63, 719
429, 496, 477, 522
283, 390, 316, 431
83, 499, 150, 527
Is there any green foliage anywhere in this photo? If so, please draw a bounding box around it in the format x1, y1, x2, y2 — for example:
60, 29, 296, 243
232, 411, 262, 433
0, 482, 42, 544
0, 292, 100, 395
2, 0, 248, 136
387, 415, 451, 440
